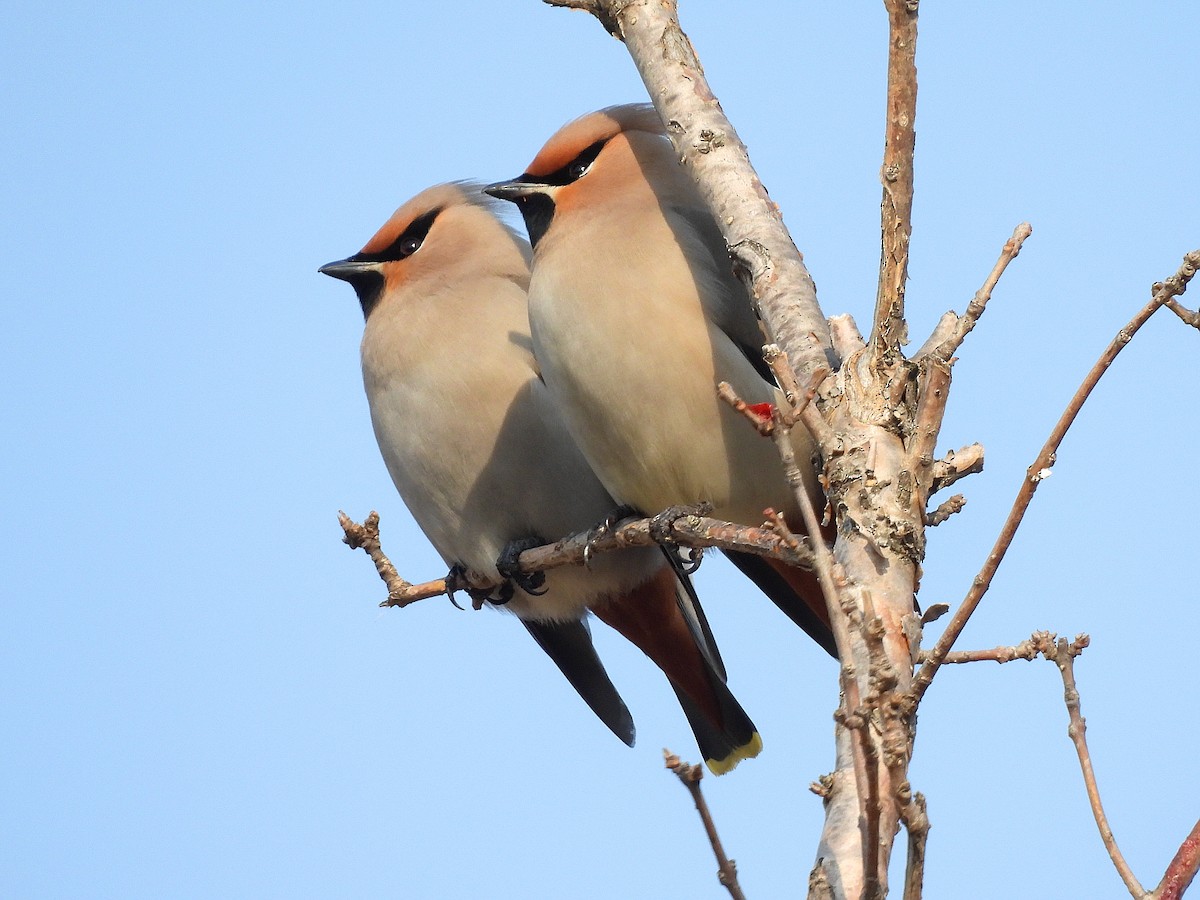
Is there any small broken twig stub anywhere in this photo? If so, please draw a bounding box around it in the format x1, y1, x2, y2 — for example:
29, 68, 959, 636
929, 444, 985, 494
925, 494, 966, 526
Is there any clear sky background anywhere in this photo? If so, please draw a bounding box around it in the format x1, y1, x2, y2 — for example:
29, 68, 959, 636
3, 2, 1196, 898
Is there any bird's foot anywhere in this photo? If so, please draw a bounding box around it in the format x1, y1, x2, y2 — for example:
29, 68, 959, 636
583, 504, 642, 568
496, 536, 548, 597
648, 501, 714, 545
445, 563, 496, 610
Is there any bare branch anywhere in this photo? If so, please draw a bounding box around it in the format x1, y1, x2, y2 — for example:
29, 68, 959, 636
1048, 635, 1147, 898
545, 0, 833, 381
764, 345, 836, 447
871, 0, 920, 358
921, 223, 1033, 362
1164, 298, 1200, 330
1154, 818, 1200, 900
754, 350, 883, 890
339, 508, 820, 608
908, 356, 952, 491
337, 511, 470, 607
664, 750, 747, 900
915, 631, 1057, 665
912, 249, 1200, 701
902, 792, 929, 900
717, 380, 775, 436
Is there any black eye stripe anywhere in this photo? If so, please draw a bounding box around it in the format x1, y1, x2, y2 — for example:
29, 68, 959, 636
517, 139, 608, 187
352, 207, 443, 264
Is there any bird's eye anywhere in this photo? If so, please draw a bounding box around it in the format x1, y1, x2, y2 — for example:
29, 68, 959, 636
569, 160, 590, 180
399, 236, 423, 258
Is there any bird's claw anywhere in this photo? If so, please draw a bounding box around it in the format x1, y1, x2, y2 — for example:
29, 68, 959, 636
674, 546, 704, 575
583, 504, 641, 569
649, 502, 713, 545
446, 563, 492, 610
497, 536, 548, 596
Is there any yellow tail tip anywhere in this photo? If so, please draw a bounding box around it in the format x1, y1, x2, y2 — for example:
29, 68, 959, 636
705, 732, 764, 776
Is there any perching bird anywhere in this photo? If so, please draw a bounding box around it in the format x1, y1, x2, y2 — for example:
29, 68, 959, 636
485, 105, 837, 656
319, 182, 760, 773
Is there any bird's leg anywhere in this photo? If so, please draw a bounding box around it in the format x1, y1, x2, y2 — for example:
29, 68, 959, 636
583, 504, 642, 568
496, 536, 549, 597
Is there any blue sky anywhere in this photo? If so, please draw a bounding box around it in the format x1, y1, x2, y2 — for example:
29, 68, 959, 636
3, 2, 1196, 897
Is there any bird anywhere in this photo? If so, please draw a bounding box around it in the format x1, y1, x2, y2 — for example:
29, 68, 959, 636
319, 181, 761, 773
485, 105, 838, 657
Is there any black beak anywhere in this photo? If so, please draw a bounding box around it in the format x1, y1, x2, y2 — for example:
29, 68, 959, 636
318, 258, 382, 282
483, 179, 546, 202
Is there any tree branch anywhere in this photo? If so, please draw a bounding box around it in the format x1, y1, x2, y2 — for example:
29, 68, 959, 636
901, 792, 929, 900
920, 222, 1033, 363
664, 750, 748, 900
915, 631, 1055, 665
338, 508, 819, 608
912, 249, 1200, 701
871, 0, 919, 358
1154, 818, 1200, 900
1164, 298, 1200, 330
1047, 635, 1148, 898
545, 0, 833, 382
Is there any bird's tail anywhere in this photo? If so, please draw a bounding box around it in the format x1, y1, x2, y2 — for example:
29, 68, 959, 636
592, 552, 761, 774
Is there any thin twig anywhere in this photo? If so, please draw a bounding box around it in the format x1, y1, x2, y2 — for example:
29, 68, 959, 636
763, 508, 805, 556
912, 249, 1200, 701
1164, 298, 1200, 330
764, 346, 835, 447
717, 381, 774, 436
924, 223, 1033, 362
1049, 635, 1146, 898
664, 751, 747, 900
915, 631, 1057, 665
338, 511, 456, 606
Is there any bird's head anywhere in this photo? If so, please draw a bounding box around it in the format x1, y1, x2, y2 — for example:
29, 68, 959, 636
319, 182, 528, 319
485, 104, 669, 249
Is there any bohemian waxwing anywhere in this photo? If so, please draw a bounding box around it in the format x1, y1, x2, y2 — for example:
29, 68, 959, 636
320, 182, 761, 772
486, 106, 837, 656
